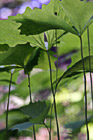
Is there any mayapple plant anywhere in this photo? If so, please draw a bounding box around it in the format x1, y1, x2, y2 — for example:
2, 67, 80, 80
0, 0, 93, 140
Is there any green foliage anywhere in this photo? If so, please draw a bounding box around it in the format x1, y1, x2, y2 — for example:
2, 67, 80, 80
0, 0, 93, 139
0, 43, 34, 67
0, 109, 30, 128
20, 101, 50, 123
9, 0, 77, 35
61, 0, 93, 35
0, 20, 27, 47
65, 116, 93, 134
11, 122, 35, 131
58, 55, 93, 81
24, 47, 41, 74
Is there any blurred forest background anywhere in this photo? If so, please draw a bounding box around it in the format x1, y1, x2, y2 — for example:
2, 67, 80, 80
0, 0, 93, 140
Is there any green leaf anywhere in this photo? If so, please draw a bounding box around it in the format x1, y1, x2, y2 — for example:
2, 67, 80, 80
0, 71, 19, 86
12, 71, 50, 99
0, 20, 27, 47
0, 44, 9, 53
20, 101, 50, 123
57, 32, 80, 56
65, 116, 93, 134
27, 33, 46, 50
9, 0, 77, 35
0, 129, 18, 140
45, 30, 66, 49
11, 122, 34, 131
24, 47, 41, 74
27, 30, 66, 50
0, 109, 30, 128
0, 43, 34, 68
36, 50, 56, 70
64, 55, 93, 77
56, 55, 93, 86
0, 43, 54, 73
61, 0, 93, 35
0, 66, 21, 73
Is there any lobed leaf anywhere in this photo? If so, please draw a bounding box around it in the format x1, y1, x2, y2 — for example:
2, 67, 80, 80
61, 0, 93, 35
0, 20, 27, 47
20, 101, 50, 123
9, 0, 77, 35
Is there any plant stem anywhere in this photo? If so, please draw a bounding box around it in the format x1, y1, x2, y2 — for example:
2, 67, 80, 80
80, 36, 89, 140
49, 103, 53, 140
55, 30, 59, 94
87, 27, 93, 114
27, 73, 36, 140
6, 72, 13, 132
44, 122, 51, 140
47, 51, 60, 140
28, 73, 32, 102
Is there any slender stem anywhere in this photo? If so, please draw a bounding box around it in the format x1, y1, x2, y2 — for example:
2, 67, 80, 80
80, 36, 89, 140
87, 27, 93, 114
28, 73, 32, 102
6, 72, 13, 131
49, 103, 53, 140
55, 30, 59, 94
53, 94, 60, 140
44, 122, 51, 140
47, 51, 60, 140
27, 73, 36, 140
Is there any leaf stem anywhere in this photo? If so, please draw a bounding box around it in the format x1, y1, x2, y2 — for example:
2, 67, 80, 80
28, 73, 32, 102
55, 30, 58, 94
49, 103, 53, 140
27, 73, 36, 140
44, 122, 51, 140
80, 36, 89, 140
6, 72, 13, 132
47, 51, 60, 140
87, 27, 93, 114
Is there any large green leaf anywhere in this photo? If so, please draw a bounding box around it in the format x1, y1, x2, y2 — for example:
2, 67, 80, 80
27, 30, 66, 50
64, 56, 93, 78
0, 44, 9, 53
65, 116, 93, 134
0, 43, 33, 67
61, 0, 93, 35
0, 109, 30, 128
0, 43, 40, 72
20, 101, 50, 123
56, 56, 93, 86
0, 20, 27, 47
11, 122, 34, 131
9, 0, 77, 35
0, 109, 31, 139
0, 43, 56, 73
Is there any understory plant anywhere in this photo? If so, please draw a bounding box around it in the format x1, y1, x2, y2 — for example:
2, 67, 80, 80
0, 0, 93, 140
